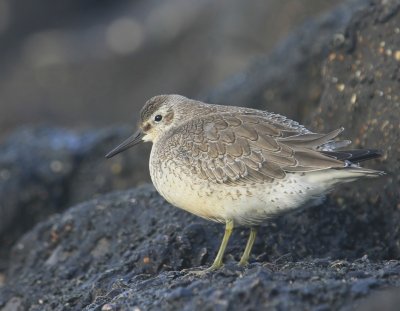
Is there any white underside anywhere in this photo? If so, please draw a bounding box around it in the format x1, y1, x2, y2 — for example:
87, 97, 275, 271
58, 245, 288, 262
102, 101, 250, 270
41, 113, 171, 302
149, 159, 372, 226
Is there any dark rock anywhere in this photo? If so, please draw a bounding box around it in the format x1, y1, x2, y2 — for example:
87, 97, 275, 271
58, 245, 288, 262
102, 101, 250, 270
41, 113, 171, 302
350, 278, 379, 297
347, 270, 370, 279
0, 0, 372, 275
66, 127, 151, 205
1, 296, 25, 311
1, 0, 400, 310
205, 0, 368, 123
310, 0, 400, 259
355, 288, 400, 311
1, 187, 400, 311
0, 126, 150, 271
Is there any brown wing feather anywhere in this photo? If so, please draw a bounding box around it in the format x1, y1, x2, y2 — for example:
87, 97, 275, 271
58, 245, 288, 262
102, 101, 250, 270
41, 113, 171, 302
171, 112, 344, 186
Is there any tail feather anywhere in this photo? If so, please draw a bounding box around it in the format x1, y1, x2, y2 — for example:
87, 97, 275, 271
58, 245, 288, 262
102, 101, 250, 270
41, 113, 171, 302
281, 127, 385, 179
305, 167, 385, 188
280, 128, 345, 149
337, 166, 385, 177
321, 149, 383, 163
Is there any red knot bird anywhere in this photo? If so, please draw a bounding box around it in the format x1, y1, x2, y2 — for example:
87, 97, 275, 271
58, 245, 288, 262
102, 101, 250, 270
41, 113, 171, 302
106, 95, 383, 272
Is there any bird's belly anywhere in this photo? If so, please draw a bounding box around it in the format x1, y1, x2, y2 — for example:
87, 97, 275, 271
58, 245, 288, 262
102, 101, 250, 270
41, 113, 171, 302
224, 176, 325, 226
150, 160, 324, 226
150, 165, 228, 222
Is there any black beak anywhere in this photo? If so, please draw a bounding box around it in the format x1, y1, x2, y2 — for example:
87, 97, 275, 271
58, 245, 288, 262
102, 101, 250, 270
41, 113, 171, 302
105, 129, 144, 158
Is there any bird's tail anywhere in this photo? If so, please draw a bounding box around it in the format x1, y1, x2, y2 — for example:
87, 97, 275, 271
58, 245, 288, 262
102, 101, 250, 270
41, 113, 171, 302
323, 148, 385, 180
304, 166, 384, 188
321, 149, 383, 163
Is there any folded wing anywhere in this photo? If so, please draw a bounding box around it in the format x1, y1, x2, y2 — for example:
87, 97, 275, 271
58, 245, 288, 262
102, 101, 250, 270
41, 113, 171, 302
171, 112, 349, 186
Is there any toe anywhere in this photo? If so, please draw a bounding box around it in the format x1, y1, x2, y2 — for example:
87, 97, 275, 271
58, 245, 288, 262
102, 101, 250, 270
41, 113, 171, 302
183, 264, 223, 276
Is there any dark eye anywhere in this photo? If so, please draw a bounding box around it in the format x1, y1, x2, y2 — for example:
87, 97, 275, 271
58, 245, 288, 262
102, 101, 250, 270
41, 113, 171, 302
154, 115, 162, 122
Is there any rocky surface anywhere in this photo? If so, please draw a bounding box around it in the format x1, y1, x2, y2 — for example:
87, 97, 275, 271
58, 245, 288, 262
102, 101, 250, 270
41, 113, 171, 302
205, 0, 368, 122
0, 126, 150, 271
311, 0, 400, 258
2, 187, 400, 311
1, 0, 400, 310
0, 0, 367, 272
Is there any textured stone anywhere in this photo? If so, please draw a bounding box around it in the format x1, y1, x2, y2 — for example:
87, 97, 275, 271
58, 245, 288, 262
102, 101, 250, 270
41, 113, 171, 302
1, 187, 400, 311
1, 1, 400, 310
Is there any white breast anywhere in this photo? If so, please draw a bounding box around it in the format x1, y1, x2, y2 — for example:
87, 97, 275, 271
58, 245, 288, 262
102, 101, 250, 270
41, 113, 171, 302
150, 146, 326, 226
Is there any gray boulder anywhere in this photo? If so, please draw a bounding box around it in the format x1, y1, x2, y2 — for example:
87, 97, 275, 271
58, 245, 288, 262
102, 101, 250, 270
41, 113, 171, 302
0, 126, 150, 270
1, 0, 400, 310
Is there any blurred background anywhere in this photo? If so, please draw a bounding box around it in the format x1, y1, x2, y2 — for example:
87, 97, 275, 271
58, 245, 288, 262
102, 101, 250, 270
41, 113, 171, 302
2, 1, 400, 307
0, 0, 342, 138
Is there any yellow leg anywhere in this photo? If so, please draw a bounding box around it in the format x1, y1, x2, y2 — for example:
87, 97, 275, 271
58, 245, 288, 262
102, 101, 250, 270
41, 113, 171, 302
208, 219, 234, 270
239, 227, 257, 266
183, 220, 234, 276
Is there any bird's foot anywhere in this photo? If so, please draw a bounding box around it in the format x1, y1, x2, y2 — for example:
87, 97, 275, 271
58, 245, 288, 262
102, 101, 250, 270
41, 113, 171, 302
183, 263, 223, 276
238, 259, 249, 267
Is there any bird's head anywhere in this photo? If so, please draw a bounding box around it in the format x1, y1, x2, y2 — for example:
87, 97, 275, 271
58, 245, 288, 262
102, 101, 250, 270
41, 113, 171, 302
105, 94, 192, 158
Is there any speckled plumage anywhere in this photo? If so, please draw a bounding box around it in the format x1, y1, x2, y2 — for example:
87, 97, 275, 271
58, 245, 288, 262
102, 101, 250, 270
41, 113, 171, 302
106, 94, 383, 270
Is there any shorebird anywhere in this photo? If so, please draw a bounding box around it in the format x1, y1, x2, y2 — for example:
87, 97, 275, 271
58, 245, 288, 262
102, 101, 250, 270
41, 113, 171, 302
106, 95, 383, 271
